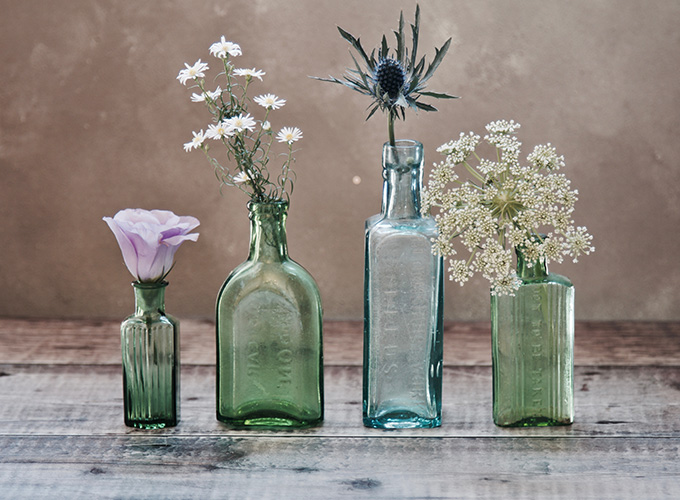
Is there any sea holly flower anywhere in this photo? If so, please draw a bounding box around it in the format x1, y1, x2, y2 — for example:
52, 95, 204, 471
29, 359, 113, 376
178, 36, 301, 203
209, 36, 242, 59
254, 94, 286, 110
314, 4, 458, 145
176, 59, 209, 85
276, 127, 303, 144
183, 130, 206, 152
103, 209, 199, 283
422, 120, 595, 295
233, 68, 265, 81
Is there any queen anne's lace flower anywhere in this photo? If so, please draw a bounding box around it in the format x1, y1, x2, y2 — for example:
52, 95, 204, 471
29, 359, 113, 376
422, 120, 594, 294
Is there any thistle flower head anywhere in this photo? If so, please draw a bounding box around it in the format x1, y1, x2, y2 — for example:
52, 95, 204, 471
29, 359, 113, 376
314, 4, 458, 145
375, 58, 406, 101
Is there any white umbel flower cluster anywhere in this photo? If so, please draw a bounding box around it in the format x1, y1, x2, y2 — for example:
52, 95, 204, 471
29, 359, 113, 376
422, 120, 595, 295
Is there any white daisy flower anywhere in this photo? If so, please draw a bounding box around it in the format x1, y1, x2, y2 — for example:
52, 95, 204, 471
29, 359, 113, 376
190, 87, 222, 103
225, 113, 256, 133
276, 127, 303, 144
233, 68, 265, 81
205, 121, 233, 140
262, 121, 271, 131
253, 94, 286, 110
209, 36, 242, 59
233, 171, 250, 184
177, 59, 209, 85
183, 130, 206, 152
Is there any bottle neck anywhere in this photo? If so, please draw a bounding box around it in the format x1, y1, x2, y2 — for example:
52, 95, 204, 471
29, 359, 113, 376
516, 248, 548, 279
381, 140, 424, 219
248, 201, 289, 263
133, 282, 167, 316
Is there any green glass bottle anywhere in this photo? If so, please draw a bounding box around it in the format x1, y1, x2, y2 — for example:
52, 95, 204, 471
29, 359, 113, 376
121, 281, 179, 429
491, 248, 574, 427
216, 201, 324, 428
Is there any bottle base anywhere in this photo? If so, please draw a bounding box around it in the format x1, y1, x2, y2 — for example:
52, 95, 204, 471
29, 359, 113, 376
494, 415, 573, 427
363, 410, 441, 429
125, 418, 177, 429
217, 410, 322, 430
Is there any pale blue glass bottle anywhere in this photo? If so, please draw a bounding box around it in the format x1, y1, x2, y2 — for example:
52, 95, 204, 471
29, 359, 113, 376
491, 248, 575, 427
363, 140, 444, 429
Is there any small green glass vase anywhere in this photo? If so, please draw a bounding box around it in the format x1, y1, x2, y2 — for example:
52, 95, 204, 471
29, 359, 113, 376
491, 248, 574, 427
216, 201, 324, 429
120, 281, 179, 429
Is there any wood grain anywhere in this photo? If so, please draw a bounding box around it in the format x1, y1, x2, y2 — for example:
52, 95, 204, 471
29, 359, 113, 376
0, 364, 678, 438
1, 318, 679, 366
0, 318, 679, 499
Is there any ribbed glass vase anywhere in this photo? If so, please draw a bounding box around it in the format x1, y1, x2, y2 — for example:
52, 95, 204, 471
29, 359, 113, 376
363, 140, 444, 429
120, 281, 179, 429
216, 201, 324, 429
491, 248, 574, 427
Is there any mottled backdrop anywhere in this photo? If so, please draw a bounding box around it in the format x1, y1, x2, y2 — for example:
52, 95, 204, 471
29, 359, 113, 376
1, 0, 679, 320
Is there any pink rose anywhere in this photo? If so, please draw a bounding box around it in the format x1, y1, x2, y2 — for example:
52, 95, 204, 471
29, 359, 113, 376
103, 209, 199, 282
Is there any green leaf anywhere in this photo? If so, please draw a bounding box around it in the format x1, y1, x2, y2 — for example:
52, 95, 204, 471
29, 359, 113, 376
414, 100, 438, 112
337, 26, 374, 71
418, 90, 460, 99
421, 37, 452, 84
365, 102, 381, 121
380, 34, 389, 60
395, 9, 405, 62
410, 4, 420, 69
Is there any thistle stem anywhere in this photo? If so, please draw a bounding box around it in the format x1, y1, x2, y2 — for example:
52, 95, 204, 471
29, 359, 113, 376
388, 112, 396, 147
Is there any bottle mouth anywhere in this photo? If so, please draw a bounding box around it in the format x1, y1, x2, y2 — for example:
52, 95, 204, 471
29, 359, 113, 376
248, 200, 289, 212
132, 281, 168, 289
383, 140, 423, 172
383, 139, 423, 150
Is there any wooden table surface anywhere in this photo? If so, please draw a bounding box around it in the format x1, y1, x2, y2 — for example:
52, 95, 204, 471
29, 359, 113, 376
1, 319, 679, 499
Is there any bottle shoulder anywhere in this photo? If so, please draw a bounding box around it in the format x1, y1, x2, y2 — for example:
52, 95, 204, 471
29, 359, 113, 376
217, 258, 321, 303
521, 272, 574, 288
365, 213, 437, 238
121, 313, 176, 329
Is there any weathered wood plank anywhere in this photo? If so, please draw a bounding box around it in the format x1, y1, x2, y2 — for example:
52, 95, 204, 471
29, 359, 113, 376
1, 318, 679, 366
1, 435, 679, 499
1, 364, 678, 438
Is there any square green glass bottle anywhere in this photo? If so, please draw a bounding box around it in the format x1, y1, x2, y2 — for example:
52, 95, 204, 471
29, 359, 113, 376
120, 281, 179, 429
491, 249, 574, 427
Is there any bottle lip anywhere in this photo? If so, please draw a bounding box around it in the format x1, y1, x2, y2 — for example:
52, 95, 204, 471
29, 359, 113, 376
132, 281, 168, 289
247, 200, 289, 212
383, 139, 423, 150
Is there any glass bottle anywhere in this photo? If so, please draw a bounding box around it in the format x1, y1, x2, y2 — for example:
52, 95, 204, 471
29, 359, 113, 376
216, 201, 324, 429
491, 248, 574, 427
363, 140, 444, 429
121, 281, 179, 429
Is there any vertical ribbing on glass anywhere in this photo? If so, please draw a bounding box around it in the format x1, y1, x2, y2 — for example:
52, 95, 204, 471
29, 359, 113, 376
491, 278, 574, 427
121, 320, 178, 429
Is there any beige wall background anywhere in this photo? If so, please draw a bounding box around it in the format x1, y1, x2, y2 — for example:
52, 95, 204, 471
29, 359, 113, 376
1, 0, 679, 321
